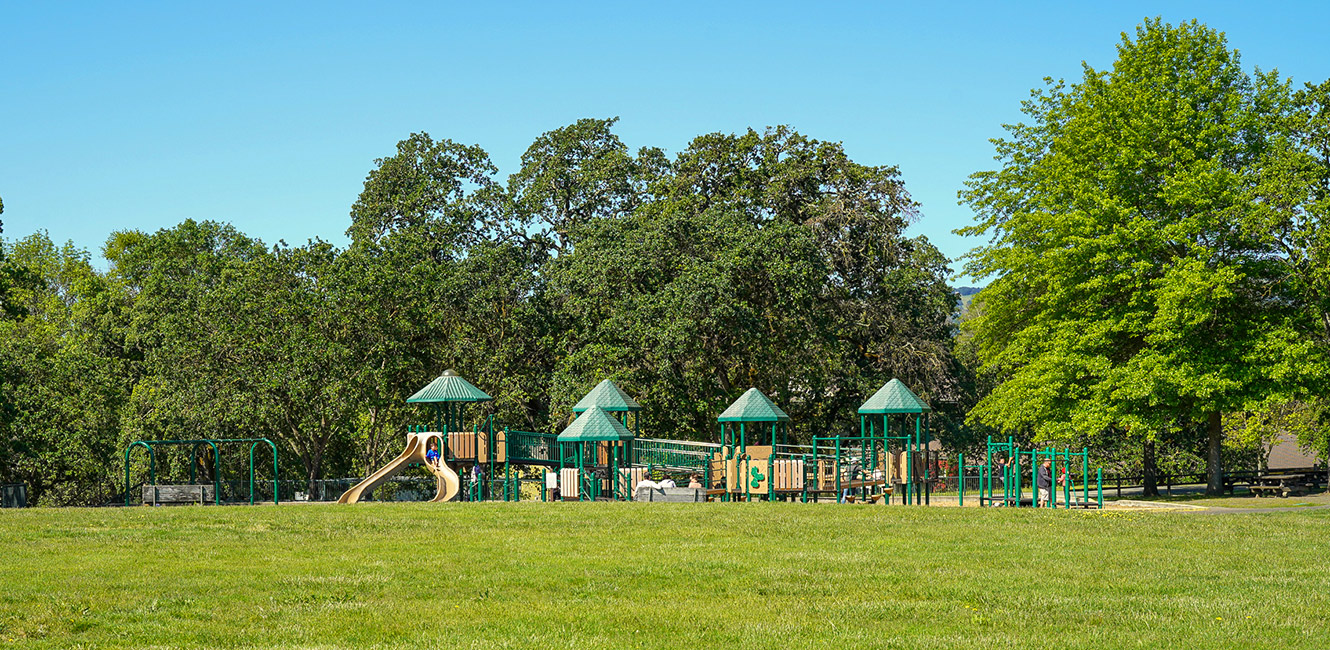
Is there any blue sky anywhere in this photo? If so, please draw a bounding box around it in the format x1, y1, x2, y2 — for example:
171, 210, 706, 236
3, 1, 1329, 281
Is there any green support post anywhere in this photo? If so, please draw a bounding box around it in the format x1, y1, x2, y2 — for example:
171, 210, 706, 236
1013, 449, 1022, 508
834, 437, 842, 502
802, 454, 809, 503
505, 427, 513, 502
124, 442, 154, 506
984, 435, 992, 506
1049, 447, 1056, 509
1097, 467, 1103, 509
958, 453, 965, 506
768, 454, 774, 501
1082, 448, 1090, 507
919, 415, 927, 506
1006, 435, 1014, 506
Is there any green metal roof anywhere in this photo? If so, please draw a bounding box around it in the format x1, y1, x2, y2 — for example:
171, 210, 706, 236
858, 378, 931, 414
571, 379, 642, 413
717, 388, 791, 422
406, 370, 493, 404
557, 406, 636, 442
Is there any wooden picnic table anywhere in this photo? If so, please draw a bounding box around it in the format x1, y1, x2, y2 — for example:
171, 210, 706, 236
1250, 472, 1322, 498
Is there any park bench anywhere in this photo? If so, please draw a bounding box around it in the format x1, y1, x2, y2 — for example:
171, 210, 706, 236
1, 484, 27, 508
634, 486, 707, 502
142, 484, 216, 505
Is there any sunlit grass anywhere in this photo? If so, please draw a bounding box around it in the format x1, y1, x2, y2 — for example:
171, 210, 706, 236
2, 503, 1328, 648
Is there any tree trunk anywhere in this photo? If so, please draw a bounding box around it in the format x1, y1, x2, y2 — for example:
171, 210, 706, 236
1142, 438, 1159, 497
1206, 411, 1224, 496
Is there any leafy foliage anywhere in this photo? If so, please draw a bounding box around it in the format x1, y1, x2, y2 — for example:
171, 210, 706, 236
957, 19, 1324, 492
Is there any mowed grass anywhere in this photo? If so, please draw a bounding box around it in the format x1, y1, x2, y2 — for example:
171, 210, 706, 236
2, 503, 1328, 648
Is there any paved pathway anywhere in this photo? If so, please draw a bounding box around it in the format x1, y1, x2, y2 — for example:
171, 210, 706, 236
1181, 504, 1330, 515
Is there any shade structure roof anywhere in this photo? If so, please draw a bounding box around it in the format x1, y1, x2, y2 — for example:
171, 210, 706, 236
406, 370, 493, 404
571, 379, 642, 413
557, 406, 636, 442
717, 388, 791, 422
858, 378, 930, 414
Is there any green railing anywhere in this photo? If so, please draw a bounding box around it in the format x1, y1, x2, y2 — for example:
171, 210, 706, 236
506, 429, 559, 465
632, 438, 720, 470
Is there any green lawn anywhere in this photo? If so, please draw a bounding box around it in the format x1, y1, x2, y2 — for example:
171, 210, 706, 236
2, 503, 1328, 648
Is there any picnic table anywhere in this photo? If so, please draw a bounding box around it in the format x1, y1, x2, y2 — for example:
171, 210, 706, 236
1249, 472, 1322, 498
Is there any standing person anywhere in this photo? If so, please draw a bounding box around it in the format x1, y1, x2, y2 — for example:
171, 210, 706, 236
471, 462, 485, 501
1036, 459, 1053, 507
841, 459, 863, 503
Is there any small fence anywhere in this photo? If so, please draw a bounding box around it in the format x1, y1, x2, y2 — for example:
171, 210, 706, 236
1097, 470, 1263, 497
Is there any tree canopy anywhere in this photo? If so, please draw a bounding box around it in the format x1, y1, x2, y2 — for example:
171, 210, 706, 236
958, 19, 1326, 494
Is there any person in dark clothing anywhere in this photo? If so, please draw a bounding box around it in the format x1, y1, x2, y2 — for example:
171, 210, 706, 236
1036, 459, 1053, 507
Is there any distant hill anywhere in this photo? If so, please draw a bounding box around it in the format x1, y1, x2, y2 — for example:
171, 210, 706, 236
955, 286, 983, 319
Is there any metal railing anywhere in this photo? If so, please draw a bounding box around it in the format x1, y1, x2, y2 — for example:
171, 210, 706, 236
506, 429, 559, 464
632, 438, 720, 470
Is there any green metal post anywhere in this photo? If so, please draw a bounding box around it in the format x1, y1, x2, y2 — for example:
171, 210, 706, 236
1050, 447, 1057, 509
1013, 448, 1022, 508
1082, 448, 1090, 507
958, 453, 965, 506
834, 437, 842, 502
768, 454, 774, 501
124, 442, 155, 506
1064, 449, 1072, 509
577, 443, 585, 501
205, 441, 220, 505
906, 421, 914, 505
611, 442, 619, 501
985, 435, 992, 506
1006, 435, 1014, 506
1097, 467, 1103, 509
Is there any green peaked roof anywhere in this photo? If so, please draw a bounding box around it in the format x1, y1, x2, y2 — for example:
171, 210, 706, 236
572, 379, 642, 413
557, 406, 636, 441
858, 378, 930, 414
718, 388, 790, 422
406, 370, 493, 403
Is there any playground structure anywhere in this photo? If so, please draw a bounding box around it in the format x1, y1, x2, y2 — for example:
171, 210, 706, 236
123, 438, 279, 505
338, 372, 1010, 505
958, 435, 1104, 509
119, 369, 1103, 509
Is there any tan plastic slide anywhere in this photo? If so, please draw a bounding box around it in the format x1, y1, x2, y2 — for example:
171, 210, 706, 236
337, 432, 460, 503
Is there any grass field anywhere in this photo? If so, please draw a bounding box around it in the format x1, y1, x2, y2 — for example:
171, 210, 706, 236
2, 503, 1328, 648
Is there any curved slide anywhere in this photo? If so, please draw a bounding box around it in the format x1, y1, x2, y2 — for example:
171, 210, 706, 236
338, 432, 460, 503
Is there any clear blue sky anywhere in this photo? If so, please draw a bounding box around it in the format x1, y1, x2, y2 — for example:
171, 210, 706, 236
4, 1, 1329, 281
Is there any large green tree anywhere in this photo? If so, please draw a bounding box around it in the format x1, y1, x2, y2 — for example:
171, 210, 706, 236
552, 126, 958, 439
959, 19, 1306, 495
0, 233, 132, 504
1245, 79, 1330, 474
